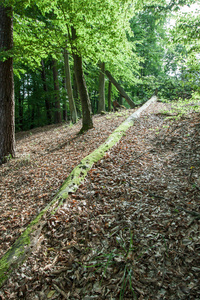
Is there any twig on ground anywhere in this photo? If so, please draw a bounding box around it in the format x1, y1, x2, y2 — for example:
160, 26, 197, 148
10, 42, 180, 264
148, 192, 165, 199
53, 284, 69, 299
188, 167, 194, 183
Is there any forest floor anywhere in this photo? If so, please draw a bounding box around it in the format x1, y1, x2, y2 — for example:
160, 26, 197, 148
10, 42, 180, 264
0, 101, 200, 299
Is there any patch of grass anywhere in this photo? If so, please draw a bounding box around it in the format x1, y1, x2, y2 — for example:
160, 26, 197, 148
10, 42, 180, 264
162, 92, 200, 120
105, 116, 113, 120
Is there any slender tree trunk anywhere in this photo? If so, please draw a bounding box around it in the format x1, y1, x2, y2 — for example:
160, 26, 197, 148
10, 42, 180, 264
41, 60, 52, 124
18, 85, 23, 131
30, 106, 35, 129
0, 5, 15, 163
98, 62, 105, 113
71, 27, 93, 133
73, 70, 81, 117
63, 48, 77, 124
108, 80, 112, 112
63, 102, 68, 122
52, 59, 62, 123
62, 78, 68, 122
105, 70, 135, 108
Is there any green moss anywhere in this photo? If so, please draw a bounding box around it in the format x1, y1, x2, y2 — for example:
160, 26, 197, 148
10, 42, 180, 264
0, 190, 63, 288
0, 229, 30, 286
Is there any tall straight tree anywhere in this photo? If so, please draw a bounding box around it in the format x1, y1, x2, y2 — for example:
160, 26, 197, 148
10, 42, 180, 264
63, 48, 77, 124
41, 59, 52, 124
73, 52, 93, 132
52, 58, 62, 123
0, 4, 15, 163
108, 80, 112, 112
98, 62, 105, 113
71, 26, 93, 132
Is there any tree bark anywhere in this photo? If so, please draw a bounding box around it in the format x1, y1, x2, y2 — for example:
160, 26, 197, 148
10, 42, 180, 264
105, 70, 135, 108
41, 60, 52, 124
98, 62, 105, 113
62, 78, 68, 122
73, 53, 93, 132
73, 70, 81, 117
52, 59, 62, 124
63, 48, 77, 124
108, 80, 112, 112
0, 5, 15, 163
71, 27, 93, 133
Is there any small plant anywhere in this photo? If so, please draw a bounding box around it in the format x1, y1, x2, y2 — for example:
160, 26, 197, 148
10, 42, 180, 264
3, 153, 13, 163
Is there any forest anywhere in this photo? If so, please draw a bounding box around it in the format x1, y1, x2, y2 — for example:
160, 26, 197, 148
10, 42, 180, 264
0, 0, 200, 299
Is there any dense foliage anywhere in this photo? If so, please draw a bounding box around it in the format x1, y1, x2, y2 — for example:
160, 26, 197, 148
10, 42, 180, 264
1, 0, 199, 132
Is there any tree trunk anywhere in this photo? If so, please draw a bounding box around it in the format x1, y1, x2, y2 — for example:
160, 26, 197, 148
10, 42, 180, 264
52, 59, 62, 123
63, 48, 77, 124
62, 78, 68, 122
105, 70, 135, 108
73, 53, 93, 132
108, 80, 112, 112
0, 5, 15, 163
98, 62, 105, 113
18, 84, 23, 130
71, 27, 93, 133
73, 70, 81, 117
41, 60, 52, 124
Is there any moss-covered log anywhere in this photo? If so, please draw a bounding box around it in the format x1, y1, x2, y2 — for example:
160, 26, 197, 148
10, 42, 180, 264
0, 96, 157, 287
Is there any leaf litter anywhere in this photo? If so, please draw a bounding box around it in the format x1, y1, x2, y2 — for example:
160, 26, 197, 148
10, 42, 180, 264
0, 103, 200, 299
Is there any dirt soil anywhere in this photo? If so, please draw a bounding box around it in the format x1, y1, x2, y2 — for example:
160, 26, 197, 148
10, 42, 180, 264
0, 102, 200, 299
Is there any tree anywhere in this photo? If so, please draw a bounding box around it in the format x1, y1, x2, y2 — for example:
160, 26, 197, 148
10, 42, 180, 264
170, 10, 200, 93
63, 48, 77, 124
0, 4, 15, 163
52, 58, 62, 123
41, 59, 52, 124
98, 62, 105, 113
127, 0, 197, 101
108, 80, 112, 112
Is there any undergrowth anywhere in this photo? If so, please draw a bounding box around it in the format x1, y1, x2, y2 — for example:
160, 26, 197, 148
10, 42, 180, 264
161, 92, 200, 120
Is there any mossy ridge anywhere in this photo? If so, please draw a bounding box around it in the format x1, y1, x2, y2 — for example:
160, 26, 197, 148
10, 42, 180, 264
0, 96, 157, 288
